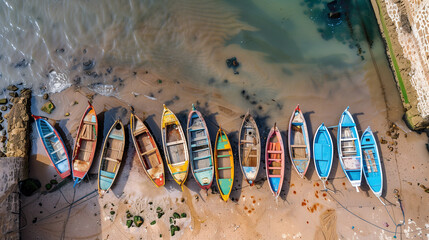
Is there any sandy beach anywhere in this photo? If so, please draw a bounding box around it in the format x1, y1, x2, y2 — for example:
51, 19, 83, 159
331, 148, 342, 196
20, 67, 429, 239
0, 0, 427, 239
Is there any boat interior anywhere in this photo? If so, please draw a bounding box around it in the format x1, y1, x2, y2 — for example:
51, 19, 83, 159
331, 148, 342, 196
217, 149, 232, 179
165, 124, 186, 164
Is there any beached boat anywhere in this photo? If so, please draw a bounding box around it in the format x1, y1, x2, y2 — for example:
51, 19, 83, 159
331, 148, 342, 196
130, 113, 165, 187
313, 123, 334, 189
288, 105, 311, 178
214, 127, 234, 201
97, 120, 125, 195
33, 115, 71, 179
361, 127, 383, 198
161, 104, 189, 188
238, 111, 260, 186
187, 104, 214, 190
265, 123, 285, 197
337, 106, 362, 192
72, 102, 98, 187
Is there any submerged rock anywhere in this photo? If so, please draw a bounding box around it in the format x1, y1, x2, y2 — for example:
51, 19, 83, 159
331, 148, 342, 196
1, 106, 7, 111
9, 92, 17, 98
41, 101, 55, 114
0, 99, 7, 105
7, 85, 18, 91
43, 94, 49, 100
19, 178, 41, 196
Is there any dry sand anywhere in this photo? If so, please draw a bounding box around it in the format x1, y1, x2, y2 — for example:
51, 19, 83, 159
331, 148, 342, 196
21, 63, 429, 239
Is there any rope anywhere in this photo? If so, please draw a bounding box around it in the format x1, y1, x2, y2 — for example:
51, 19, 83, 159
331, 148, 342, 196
60, 187, 76, 240
326, 191, 414, 238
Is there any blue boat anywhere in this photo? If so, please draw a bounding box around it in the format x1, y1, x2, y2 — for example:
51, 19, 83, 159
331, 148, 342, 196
361, 127, 383, 198
33, 115, 71, 179
187, 104, 214, 191
313, 123, 333, 189
337, 107, 362, 192
97, 120, 125, 195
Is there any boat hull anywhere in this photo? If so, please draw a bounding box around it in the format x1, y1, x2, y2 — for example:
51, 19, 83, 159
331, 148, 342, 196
131, 114, 165, 187
97, 120, 125, 194
161, 105, 189, 187
33, 115, 71, 179
265, 125, 285, 197
214, 128, 234, 201
238, 112, 260, 186
288, 105, 311, 178
361, 127, 383, 197
313, 123, 333, 184
187, 106, 214, 190
72, 103, 98, 185
337, 107, 362, 190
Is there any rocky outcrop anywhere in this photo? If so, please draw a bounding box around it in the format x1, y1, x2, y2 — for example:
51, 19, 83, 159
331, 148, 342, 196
4, 89, 31, 160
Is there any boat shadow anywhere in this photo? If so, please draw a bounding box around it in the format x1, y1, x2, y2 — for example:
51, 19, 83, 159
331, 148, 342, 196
325, 125, 344, 194
370, 130, 388, 199
279, 129, 291, 201
303, 111, 316, 180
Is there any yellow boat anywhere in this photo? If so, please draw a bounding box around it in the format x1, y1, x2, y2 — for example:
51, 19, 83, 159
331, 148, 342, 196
161, 104, 189, 188
214, 127, 234, 202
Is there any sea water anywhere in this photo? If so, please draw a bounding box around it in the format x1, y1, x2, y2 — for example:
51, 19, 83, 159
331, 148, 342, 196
0, 0, 403, 123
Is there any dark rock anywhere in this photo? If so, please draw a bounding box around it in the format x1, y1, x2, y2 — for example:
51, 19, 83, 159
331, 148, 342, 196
0, 151, 5, 157
9, 92, 17, 98
327, 0, 338, 12
14, 59, 29, 68
43, 93, 49, 100
41, 101, 55, 114
0, 98, 7, 105
7, 85, 18, 91
401, 14, 412, 33
83, 60, 95, 71
19, 178, 41, 196
7, 104, 12, 109
329, 12, 341, 19
0, 106, 6, 111
226, 57, 240, 68
55, 48, 65, 54
106, 67, 112, 74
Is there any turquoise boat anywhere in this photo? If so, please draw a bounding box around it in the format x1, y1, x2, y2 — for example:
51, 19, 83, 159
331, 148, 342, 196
337, 106, 362, 192
187, 104, 214, 191
97, 120, 125, 195
313, 123, 333, 189
214, 128, 234, 202
33, 115, 71, 179
361, 127, 383, 198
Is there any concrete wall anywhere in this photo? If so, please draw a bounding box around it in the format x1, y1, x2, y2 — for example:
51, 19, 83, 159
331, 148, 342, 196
0, 157, 25, 240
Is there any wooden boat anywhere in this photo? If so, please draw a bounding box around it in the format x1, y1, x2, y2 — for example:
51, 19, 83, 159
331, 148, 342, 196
238, 111, 260, 186
97, 120, 125, 195
33, 115, 71, 179
337, 106, 362, 192
161, 104, 189, 188
265, 123, 285, 197
187, 104, 214, 190
288, 105, 311, 178
313, 123, 334, 189
130, 113, 165, 187
72, 102, 98, 187
361, 127, 383, 198
214, 127, 234, 201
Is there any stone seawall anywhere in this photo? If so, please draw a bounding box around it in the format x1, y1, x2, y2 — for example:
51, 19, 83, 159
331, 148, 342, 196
371, 0, 429, 130
0, 88, 32, 240
0, 157, 25, 240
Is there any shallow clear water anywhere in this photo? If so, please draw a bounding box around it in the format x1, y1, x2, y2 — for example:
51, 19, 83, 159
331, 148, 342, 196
0, 0, 402, 123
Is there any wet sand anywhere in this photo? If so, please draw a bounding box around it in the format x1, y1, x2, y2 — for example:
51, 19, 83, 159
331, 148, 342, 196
21, 63, 429, 239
